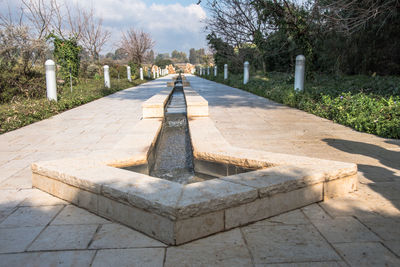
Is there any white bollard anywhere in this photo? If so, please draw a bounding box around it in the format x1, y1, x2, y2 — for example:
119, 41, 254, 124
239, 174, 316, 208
214, 66, 217, 77
127, 66, 132, 82
153, 69, 156, 79
45, 59, 57, 101
243, 61, 249, 85
148, 69, 151, 78
103, 65, 110, 88
157, 69, 159, 78
207, 66, 210, 75
224, 64, 228, 80
294, 55, 305, 92
140, 67, 143, 80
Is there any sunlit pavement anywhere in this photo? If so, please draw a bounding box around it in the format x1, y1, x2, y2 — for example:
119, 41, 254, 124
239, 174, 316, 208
0, 75, 399, 266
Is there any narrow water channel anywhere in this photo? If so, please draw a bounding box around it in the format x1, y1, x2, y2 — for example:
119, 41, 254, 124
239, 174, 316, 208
149, 77, 199, 184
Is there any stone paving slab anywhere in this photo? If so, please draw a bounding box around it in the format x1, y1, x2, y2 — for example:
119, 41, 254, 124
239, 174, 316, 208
0, 75, 399, 266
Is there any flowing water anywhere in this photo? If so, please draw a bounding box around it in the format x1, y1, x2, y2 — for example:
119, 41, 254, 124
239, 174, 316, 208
149, 80, 204, 184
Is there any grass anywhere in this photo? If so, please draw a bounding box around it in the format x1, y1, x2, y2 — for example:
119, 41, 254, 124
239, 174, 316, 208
0, 78, 149, 134
202, 71, 400, 139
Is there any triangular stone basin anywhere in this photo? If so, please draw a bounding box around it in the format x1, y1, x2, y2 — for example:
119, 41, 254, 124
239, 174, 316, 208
31, 86, 357, 245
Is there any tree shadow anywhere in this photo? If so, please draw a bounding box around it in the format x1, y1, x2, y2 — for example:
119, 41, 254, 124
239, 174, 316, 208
322, 138, 400, 211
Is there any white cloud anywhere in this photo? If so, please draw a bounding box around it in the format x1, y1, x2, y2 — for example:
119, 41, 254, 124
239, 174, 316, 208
73, 0, 207, 54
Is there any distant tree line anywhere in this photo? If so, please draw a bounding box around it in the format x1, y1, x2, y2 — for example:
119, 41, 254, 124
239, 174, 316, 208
205, 0, 400, 75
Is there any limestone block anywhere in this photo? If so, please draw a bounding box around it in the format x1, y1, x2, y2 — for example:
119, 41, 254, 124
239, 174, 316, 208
175, 210, 224, 244
187, 105, 209, 117
92, 248, 165, 267
225, 183, 323, 229
32, 174, 98, 213
89, 223, 165, 249
100, 172, 183, 219
194, 159, 228, 177
0, 206, 63, 228
0, 251, 95, 266
176, 179, 257, 218
324, 174, 358, 199
142, 107, 164, 119
98, 196, 175, 245
0, 227, 44, 253
28, 224, 98, 251
142, 89, 172, 118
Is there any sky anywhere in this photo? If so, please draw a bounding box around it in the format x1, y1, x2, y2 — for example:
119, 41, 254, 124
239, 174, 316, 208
0, 0, 209, 56
74, 0, 208, 55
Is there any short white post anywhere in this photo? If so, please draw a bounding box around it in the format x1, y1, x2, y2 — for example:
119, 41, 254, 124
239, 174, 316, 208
157, 69, 159, 78
243, 61, 249, 84
139, 67, 143, 80
127, 66, 132, 82
214, 65, 217, 77
45, 59, 57, 101
103, 65, 110, 88
224, 64, 228, 80
294, 55, 305, 92
200, 67, 202, 75
148, 69, 151, 78
207, 66, 210, 75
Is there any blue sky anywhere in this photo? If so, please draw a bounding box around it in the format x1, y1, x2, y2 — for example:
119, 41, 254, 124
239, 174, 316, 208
77, 0, 209, 55
0, 0, 209, 56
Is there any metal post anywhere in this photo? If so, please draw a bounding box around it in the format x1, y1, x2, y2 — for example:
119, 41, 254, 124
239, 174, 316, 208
294, 55, 305, 92
243, 61, 249, 85
127, 66, 132, 82
45, 59, 57, 101
224, 64, 228, 80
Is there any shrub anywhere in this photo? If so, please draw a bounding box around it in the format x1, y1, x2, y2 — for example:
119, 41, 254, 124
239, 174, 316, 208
203, 72, 400, 139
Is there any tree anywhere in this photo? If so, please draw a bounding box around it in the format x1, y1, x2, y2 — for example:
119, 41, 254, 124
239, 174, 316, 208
120, 28, 154, 65
204, 0, 271, 47
171, 50, 188, 63
144, 49, 155, 64
80, 7, 110, 61
189, 48, 197, 64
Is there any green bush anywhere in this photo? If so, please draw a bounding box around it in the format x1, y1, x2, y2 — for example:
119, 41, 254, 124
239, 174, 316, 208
0, 77, 148, 134
203, 72, 400, 139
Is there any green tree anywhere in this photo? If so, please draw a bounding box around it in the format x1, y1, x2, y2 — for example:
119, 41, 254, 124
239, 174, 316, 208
48, 33, 81, 83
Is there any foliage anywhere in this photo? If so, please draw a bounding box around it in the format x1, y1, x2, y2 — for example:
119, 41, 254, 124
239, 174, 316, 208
48, 33, 81, 83
201, 72, 400, 139
0, 77, 148, 134
154, 57, 172, 69
205, 0, 400, 75
0, 25, 47, 103
189, 48, 206, 65
171, 50, 188, 63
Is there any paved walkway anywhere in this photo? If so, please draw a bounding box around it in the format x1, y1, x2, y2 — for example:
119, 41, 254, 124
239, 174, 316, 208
0, 75, 399, 266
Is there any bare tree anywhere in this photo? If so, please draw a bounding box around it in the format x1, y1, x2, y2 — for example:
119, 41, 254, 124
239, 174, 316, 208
80, 7, 110, 61
120, 28, 155, 65
204, 0, 272, 47
319, 0, 400, 34
21, 0, 54, 39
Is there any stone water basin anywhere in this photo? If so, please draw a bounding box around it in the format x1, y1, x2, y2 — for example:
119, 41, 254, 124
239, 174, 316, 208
31, 80, 357, 245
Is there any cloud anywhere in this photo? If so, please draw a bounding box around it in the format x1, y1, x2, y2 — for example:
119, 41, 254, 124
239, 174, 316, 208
73, 0, 207, 54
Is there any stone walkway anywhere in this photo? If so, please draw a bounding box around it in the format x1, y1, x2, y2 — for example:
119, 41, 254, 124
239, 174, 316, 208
0, 75, 399, 266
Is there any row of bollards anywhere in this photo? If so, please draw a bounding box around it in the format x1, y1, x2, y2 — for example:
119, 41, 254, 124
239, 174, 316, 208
45, 60, 167, 102
197, 55, 306, 92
